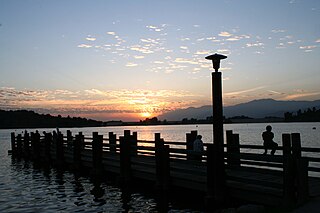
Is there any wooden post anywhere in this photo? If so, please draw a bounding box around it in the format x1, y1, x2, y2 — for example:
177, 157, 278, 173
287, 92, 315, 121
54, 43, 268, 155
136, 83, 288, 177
131, 132, 138, 156
291, 133, 301, 159
295, 158, 309, 205
120, 131, 131, 184
226, 130, 233, 165
155, 134, 170, 204
23, 132, 30, 157
162, 144, 170, 189
67, 130, 73, 148
92, 132, 103, 175
227, 131, 240, 166
16, 134, 22, 156
31, 132, 41, 161
109, 132, 117, 153
73, 133, 84, 170
44, 132, 52, 163
155, 133, 164, 187
10, 132, 16, 155
282, 133, 295, 209
291, 133, 309, 205
231, 134, 240, 166
56, 133, 64, 167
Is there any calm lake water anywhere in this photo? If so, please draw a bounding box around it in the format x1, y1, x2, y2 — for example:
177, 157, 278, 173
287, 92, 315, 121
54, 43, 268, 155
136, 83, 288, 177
1, 123, 320, 212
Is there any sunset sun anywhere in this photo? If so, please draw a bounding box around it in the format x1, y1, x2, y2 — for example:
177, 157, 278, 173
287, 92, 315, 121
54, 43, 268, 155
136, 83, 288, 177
141, 112, 152, 118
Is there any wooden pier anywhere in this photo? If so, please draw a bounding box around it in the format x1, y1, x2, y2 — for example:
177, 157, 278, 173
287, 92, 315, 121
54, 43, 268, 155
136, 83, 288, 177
9, 129, 320, 210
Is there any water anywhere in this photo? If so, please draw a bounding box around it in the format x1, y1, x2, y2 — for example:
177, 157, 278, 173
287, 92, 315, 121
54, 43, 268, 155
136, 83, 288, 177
1, 122, 320, 212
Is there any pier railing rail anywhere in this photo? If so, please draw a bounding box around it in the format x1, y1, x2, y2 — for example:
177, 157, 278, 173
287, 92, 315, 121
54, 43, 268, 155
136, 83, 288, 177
9, 129, 320, 209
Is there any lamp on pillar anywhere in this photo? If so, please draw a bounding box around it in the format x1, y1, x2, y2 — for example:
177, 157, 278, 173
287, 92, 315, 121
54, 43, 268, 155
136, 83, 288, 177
205, 53, 227, 72
205, 53, 227, 204
205, 53, 227, 148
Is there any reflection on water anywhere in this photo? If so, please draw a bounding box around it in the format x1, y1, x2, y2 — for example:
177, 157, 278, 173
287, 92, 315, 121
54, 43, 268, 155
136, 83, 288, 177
1, 158, 163, 213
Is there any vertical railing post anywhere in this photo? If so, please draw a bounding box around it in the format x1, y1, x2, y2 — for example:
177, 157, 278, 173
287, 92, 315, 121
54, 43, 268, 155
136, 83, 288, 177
282, 133, 295, 209
73, 133, 83, 170
155, 134, 170, 207
109, 132, 117, 153
120, 130, 132, 184
131, 132, 138, 156
31, 132, 40, 161
67, 130, 73, 148
226, 130, 233, 165
44, 132, 52, 163
23, 131, 30, 158
16, 134, 22, 156
155, 133, 164, 187
291, 133, 309, 205
10, 132, 16, 155
231, 133, 240, 166
291, 133, 301, 159
92, 132, 103, 175
56, 133, 64, 167
162, 144, 170, 189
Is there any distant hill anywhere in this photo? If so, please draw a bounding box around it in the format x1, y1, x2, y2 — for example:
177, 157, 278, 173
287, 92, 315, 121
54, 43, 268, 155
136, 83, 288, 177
158, 99, 320, 121
0, 110, 103, 129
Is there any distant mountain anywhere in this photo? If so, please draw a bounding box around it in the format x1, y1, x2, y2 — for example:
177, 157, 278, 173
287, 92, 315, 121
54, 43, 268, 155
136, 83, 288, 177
158, 99, 320, 121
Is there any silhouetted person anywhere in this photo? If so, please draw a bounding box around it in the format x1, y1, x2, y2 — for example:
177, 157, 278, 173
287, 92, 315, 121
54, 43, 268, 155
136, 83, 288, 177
262, 125, 278, 155
193, 135, 204, 161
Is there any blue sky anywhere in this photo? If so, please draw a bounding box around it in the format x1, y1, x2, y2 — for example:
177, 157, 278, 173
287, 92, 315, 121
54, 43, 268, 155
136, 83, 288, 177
0, 0, 319, 121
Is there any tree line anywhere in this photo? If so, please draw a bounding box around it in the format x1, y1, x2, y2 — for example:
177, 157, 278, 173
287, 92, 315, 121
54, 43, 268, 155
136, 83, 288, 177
0, 110, 103, 129
284, 107, 320, 122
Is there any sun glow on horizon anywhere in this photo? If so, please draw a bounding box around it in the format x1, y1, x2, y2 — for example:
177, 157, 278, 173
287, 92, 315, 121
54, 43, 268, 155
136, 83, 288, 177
141, 112, 153, 118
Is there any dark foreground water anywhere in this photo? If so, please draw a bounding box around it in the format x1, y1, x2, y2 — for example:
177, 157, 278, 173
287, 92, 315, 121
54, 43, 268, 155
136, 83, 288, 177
1, 123, 320, 212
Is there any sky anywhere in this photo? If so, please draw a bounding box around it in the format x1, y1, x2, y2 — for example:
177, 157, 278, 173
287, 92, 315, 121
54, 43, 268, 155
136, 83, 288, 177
0, 0, 320, 121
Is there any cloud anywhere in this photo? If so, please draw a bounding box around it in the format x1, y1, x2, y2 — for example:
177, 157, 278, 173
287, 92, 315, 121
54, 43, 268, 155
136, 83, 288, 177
154, 61, 164, 64
78, 44, 92, 48
195, 50, 210, 55
107, 32, 116, 35
174, 58, 198, 65
180, 37, 190, 41
146, 25, 164, 32
282, 91, 320, 100
300, 45, 317, 52
0, 87, 201, 120
134, 55, 145, 59
86, 36, 96, 41
125, 62, 138, 67
267, 90, 283, 95
217, 49, 231, 55
299, 45, 317, 49
224, 86, 265, 96
316, 38, 320, 43
218, 31, 232, 37
226, 37, 240, 41
271, 29, 286, 33
220, 67, 232, 71
246, 42, 264, 47
129, 45, 154, 54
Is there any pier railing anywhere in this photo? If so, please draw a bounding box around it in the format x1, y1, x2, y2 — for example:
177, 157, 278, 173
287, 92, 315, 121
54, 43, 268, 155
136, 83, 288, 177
9, 129, 320, 209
